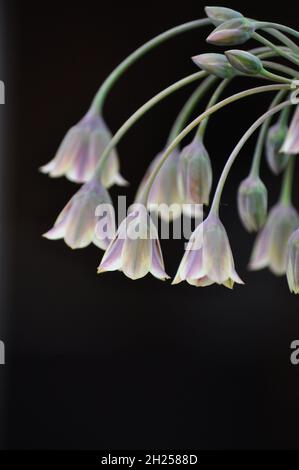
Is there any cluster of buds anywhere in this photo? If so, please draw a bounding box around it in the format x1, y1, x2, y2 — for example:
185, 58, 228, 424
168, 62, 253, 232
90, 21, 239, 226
41, 6, 299, 294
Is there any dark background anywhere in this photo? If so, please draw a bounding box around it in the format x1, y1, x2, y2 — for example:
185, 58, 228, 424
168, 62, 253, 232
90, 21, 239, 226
1, 0, 299, 450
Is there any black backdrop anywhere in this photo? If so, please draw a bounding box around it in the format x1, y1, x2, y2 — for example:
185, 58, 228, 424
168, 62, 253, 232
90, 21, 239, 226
1, 0, 299, 450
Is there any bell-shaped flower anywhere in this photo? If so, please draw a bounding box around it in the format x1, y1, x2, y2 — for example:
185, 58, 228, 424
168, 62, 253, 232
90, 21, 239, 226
207, 18, 256, 46
266, 122, 289, 174
286, 229, 299, 294
98, 205, 169, 280
43, 180, 115, 250
177, 135, 212, 214
250, 203, 299, 275
135, 149, 183, 221
173, 214, 243, 288
281, 105, 299, 155
237, 175, 268, 232
40, 108, 127, 187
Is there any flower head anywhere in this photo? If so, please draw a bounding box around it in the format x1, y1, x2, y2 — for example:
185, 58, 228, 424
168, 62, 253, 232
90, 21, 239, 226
266, 122, 289, 174
250, 203, 299, 275
98, 205, 169, 280
135, 149, 183, 221
40, 108, 127, 187
43, 180, 115, 249
207, 18, 256, 46
173, 214, 243, 288
237, 175, 268, 232
177, 135, 213, 210
281, 105, 299, 155
286, 229, 299, 294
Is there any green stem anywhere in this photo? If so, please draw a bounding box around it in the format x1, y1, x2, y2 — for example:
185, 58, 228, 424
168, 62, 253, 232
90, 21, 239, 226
198, 78, 230, 138
279, 104, 291, 126
253, 32, 299, 66
89, 18, 211, 113
167, 76, 217, 143
262, 61, 299, 78
210, 101, 292, 216
280, 155, 295, 205
140, 84, 290, 204
258, 22, 299, 40
92, 71, 207, 180
250, 90, 287, 177
261, 69, 293, 84
264, 28, 299, 53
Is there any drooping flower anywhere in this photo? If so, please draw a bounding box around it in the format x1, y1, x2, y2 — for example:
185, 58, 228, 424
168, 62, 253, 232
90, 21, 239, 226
98, 205, 169, 280
40, 108, 127, 187
173, 214, 243, 288
266, 122, 289, 174
43, 180, 115, 249
177, 134, 212, 213
250, 203, 299, 275
237, 175, 268, 232
281, 105, 299, 155
206, 18, 256, 46
286, 229, 299, 294
135, 149, 183, 221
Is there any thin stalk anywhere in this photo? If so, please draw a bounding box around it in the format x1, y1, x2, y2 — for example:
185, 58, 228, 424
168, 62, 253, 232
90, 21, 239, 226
261, 69, 293, 84
89, 18, 211, 113
280, 155, 295, 205
198, 78, 230, 138
140, 84, 290, 204
210, 101, 292, 216
167, 76, 217, 143
262, 61, 299, 78
264, 28, 299, 54
258, 22, 299, 40
250, 90, 287, 177
253, 32, 299, 66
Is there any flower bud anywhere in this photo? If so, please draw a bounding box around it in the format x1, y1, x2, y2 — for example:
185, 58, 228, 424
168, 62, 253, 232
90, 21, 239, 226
225, 50, 263, 75
237, 176, 268, 232
205, 6, 243, 26
178, 135, 213, 209
266, 122, 289, 174
192, 53, 236, 79
207, 18, 256, 46
281, 106, 299, 155
286, 229, 299, 294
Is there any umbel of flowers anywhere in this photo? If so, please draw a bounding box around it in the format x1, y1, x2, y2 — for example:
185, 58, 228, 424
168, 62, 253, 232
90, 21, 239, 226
42, 7, 299, 293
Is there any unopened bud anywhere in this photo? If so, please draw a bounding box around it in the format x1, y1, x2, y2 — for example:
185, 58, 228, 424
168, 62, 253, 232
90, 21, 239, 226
225, 50, 263, 75
207, 18, 256, 46
205, 6, 243, 26
192, 53, 236, 79
266, 122, 289, 174
237, 176, 268, 232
